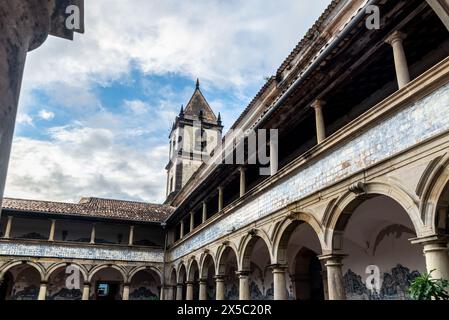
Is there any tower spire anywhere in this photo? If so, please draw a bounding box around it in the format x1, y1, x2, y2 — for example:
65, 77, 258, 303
196, 78, 200, 89
179, 104, 184, 117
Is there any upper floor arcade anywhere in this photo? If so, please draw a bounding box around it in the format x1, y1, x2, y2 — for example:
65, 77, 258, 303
165, 0, 449, 249
0, 197, 172, 262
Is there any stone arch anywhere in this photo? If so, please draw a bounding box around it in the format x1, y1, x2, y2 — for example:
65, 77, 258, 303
0, 261, 45, 281
44, 262, 88, 282
168, 267, 177, 286
88, 264, 126, 283
177, 263, 187, 284
238, 230, 273, 271
216, 243, 239, 275
324, 181, 423, 250
187, 259, 200, 282
419, 153, 449, 233
128, 266, 162, 284
200, 253, 216, 279
272, 213, 325, 265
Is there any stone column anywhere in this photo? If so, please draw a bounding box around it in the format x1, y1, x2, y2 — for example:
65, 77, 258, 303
166, 286, 175, 300
48, 219, 56, 242
218, 186, 224, 212
270, 137, 278, 176
186, 282, 194, 300
38, 281, 48, 300
385, 31, 411, 89
180, 220, 184, 239
426, 0, 449, 31
199, 279, 207, 300
311, 100, 326, 144
202, 202, 207, 223
176, 284, 184, 300
215, 276, 226, 300
82, 282, 90, 300
122, 283, 130, 300
239, 167, 246, 197
412, 236, 449, 281
319, 254, 346, 300
90, 223, 96, 244
238, 271, 250, 300
0, 2, 53, 216
190, 213, 195, 233
4, 216, 13, 239
128, 226, 134, 246
272, 265, 288, 300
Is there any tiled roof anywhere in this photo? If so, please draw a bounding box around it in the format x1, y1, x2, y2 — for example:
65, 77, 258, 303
2, 197, 175, 223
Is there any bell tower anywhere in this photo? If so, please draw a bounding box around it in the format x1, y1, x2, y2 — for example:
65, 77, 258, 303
165, 79, 223, 202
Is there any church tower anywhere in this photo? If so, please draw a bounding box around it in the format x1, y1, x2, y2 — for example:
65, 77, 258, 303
165, 79, 223, 201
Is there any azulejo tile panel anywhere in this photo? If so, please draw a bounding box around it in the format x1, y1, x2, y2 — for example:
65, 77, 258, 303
171, 83, 449, 260
0, 242, 164, 263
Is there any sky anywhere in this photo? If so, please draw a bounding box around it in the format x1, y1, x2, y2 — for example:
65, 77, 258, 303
5, 0, 331, 204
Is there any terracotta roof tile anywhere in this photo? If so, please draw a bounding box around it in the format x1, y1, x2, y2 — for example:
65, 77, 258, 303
2, 197, 175, 223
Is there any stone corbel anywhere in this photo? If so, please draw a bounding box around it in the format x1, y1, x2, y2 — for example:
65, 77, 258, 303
348, 182, 367, 196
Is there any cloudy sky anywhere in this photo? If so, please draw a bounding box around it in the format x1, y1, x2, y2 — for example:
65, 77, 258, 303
5, 0, 331, 204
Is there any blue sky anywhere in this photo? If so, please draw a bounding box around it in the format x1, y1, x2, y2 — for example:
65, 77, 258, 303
5, 0, 331, 204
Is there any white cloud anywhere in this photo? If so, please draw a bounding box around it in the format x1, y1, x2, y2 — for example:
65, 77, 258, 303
7, 1, 333, 203
123, 100, 149, 115
5, 126, 168, 203
16, 113, 33, 126
22, 0, 331, 92
38, 110, 55, 121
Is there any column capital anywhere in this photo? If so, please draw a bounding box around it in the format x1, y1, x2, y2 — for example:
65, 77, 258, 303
83, 281, 91, 286
214, 275, 225, 281
238, 166, 247, 173
410, 234, 449, 246
385, 31, 407, 45
40, 280, 49, 285
236, 270, 250, 278
311, 99, 326, 110
269, 264, 288, 272
177, 283, 184, 288
318, 253, 347, 265
186, 281, 194, 286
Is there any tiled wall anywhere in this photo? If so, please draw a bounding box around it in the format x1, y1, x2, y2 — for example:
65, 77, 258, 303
170, 83, 449, 260
0, 242, 164, 263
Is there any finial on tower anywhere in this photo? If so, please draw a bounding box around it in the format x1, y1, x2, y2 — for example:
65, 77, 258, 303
179, 104, 184, 117
196, 78, 200, 89
217, 112, 222, 126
